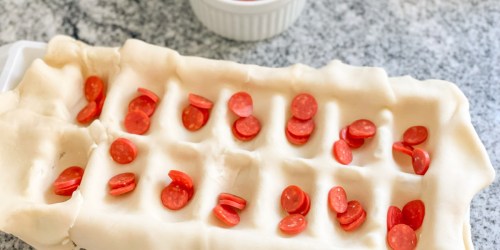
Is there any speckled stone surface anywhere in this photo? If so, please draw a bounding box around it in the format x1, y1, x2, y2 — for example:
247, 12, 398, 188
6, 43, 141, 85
0, 0, 498, 249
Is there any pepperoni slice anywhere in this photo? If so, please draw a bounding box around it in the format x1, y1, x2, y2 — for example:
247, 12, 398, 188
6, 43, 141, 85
234, 116, 261, 137
228, 92, 253, 117
291, 93, 318, 120
412, 148, 430, 175
219, 199, 245, 211
108, 172, 136, 189
337, 200, 364, 225
201, 108, 210, 126
298, 192, 311, 216
328, 186, 348, 213
109, 181, 136, 196
333, 139, 353, 165
231, 122, 257, 141
161, 182, 190, 210
285, 128, 310, 145
348, 119, 376, 139
219, 193, 247, 210
213, 204, 240, 227
387, 206, 403, 231
84, 76, 104, 102
95, 95, 106, 117
403, 126, 428, 146
402, 200, 425, 230
53, 178, 81, 190
77, 101, 98, 124
109, 138, 137, 164
168, 170, 194, 191
182, 105, 208, 131
340, 210, 366, 231
138, 87, 159, 103
124, 110, 151, 135
189, 93, 213, 109
129, 95, 157, 117
279, 214, 307, 235
392, 142, 414, 156
53, 166, 84, 189
54, 183, 80, 196
187, 184, 195, 200
287, 117, 315, 137
339, 127, 364, 149
281, 185, 306, 214
387, 224, 417, 250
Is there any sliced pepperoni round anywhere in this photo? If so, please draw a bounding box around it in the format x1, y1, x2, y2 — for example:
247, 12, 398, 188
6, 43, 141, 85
392, 142, 414, 156
109, 181, 136, 196
186, 184, 195, 200
84, 76, 104, 102
124, 110, 151, 135
95, 95, 106, 117
285, 128, 310, 145
387, 206, 403, 231
53, 166, 84, 189
333, 139, 353, 165
129, 95, 157, 117
213, 204, 240, 227
287, 117, 315, 137
348, 119, 377, 139
54, 183, 80, 196
77, 101, 98, 124
281, 185, 306, 214
234, 116, 261, 137
228, 92, 253, 117
53, 178, 81, 190
403, 126, 428, 146
328, 186, 348, 213
298, 192, 311, 216
340, 210, 366, 232
219, 193, 247, 210
182, 105, 208, 131
200, 108, 210, 126
291, 93, 318, 120
189, 93, 213, 109
161, 182, 190, 210
412, 148, 430, 175
387, 224, 417, 250
168, 170, 194, 191
109, 138, 137, 164
279, 214, 307, 235
219, 199, 246, 211
340, 126, 364, 149
231, 122, 257, 141
108, 172, 136, 189
402, 200, 425, 231
138, 87, 159, 103
337, 200, 364, 225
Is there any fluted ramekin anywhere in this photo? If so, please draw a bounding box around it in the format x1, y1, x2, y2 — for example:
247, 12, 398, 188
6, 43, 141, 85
189, 0, 307, 41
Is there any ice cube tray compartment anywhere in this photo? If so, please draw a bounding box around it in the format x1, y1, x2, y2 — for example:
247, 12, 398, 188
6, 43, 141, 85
44, 128, 94, 205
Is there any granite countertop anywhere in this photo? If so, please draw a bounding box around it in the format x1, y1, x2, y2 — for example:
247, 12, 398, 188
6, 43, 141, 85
0, 0, 498, 249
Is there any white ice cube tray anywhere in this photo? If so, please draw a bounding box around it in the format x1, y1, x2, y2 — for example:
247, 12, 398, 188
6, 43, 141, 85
0, 36, 494, 250
0, 40, 46, 92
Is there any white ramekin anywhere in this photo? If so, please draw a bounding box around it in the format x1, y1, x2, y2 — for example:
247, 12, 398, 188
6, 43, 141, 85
189, 0, 307, 41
